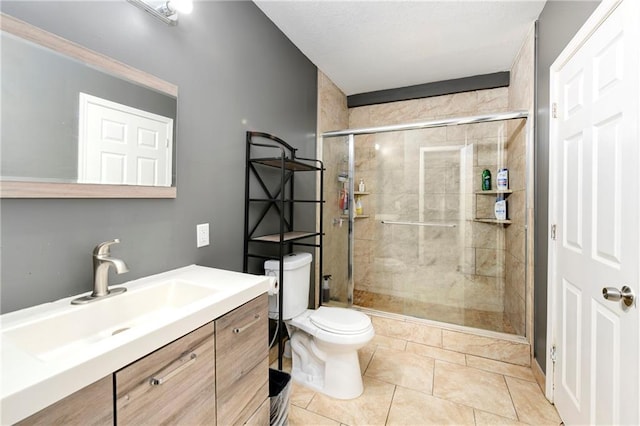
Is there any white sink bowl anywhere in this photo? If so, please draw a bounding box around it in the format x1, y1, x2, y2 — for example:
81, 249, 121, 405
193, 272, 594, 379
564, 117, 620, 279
4, 280, 219, 361
1, 265, 271, 425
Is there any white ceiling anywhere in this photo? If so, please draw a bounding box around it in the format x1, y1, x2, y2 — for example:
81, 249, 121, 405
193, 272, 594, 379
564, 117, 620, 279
253, 1, 547, 96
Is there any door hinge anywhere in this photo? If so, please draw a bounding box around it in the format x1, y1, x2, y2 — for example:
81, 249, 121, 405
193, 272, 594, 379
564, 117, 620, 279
552, 102, 558, 119
550, 344, 557, 363
551, 224, 557, 240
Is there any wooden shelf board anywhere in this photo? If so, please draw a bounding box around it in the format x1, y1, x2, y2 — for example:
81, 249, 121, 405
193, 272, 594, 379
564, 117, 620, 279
251, 158, 320, 172
251, 231, 318, 243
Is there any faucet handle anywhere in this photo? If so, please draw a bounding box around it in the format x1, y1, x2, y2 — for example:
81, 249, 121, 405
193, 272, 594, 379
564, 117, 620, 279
93, 239, 121, 256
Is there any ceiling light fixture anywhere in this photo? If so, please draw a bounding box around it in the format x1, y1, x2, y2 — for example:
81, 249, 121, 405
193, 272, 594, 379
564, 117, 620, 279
128, 0, 193, 25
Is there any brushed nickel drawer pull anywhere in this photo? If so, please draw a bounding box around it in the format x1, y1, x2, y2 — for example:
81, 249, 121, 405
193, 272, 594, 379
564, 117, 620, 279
233, 313, 261, 334
149, 352, 197, 386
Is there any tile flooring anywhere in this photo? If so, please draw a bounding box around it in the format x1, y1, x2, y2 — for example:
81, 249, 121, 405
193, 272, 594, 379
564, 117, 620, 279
354, 289, 517, 335
278, 313, 561, 426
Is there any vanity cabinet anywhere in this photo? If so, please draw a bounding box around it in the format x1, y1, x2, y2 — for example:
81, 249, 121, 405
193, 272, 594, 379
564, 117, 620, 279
16, 377, 113, 426
215, 293, 269, 425
13, 294, 268, 426
115, 322, 216, 425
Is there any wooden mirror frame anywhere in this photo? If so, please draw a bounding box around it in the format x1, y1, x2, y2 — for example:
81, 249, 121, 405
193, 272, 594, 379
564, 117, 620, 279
0, 13, 178, 199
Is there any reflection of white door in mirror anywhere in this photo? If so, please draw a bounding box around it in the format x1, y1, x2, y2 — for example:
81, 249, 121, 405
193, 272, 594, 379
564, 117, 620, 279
78, 93, 174, 187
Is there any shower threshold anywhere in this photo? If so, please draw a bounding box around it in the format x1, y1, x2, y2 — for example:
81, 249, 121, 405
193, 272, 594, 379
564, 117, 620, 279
353, 289, 517, 335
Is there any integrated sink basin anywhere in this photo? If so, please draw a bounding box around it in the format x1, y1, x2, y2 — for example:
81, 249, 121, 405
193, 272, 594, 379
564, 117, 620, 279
3, 280, 220, 361
1, 265, 271, 425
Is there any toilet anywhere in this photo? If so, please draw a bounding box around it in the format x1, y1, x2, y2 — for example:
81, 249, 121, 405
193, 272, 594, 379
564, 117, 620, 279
264, 252, 374, 400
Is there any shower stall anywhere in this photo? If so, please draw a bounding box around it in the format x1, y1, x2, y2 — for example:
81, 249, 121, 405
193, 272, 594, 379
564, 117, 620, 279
321, 112, 531, 337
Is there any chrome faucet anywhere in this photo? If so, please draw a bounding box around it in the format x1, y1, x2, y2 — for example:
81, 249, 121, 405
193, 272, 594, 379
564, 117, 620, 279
72, 239, 129, 305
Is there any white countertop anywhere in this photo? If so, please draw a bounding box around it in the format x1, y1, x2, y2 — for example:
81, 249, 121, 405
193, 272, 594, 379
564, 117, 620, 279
0, 265, 270, 424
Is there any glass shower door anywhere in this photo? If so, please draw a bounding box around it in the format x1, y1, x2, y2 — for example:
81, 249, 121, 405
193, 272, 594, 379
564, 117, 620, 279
351, 130, 471, 322
321, 135, 351, 307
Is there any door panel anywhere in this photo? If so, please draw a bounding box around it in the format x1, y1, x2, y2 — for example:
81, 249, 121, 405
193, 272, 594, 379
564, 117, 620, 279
562, 134, 584, 252
78, 93, 173, 187
549, 1, 639, 424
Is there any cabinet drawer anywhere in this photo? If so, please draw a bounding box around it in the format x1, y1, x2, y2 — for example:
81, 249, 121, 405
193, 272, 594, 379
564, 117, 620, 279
17, 376, 113, 426
116, 322, 215, 425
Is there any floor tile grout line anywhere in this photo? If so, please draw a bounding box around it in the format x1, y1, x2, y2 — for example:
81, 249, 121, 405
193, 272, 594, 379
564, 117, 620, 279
304, 391, 316, 410
378, 337, 536, 382
394, 382, 520, 422
503, 373, 522, 423
384, 385, 398, 426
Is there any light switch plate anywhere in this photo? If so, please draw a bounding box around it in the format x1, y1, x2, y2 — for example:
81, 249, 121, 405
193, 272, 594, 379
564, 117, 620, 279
196, 223, 209, 248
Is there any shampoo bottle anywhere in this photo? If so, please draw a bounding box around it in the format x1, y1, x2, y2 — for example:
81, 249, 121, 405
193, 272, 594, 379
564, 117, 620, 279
482, 169, 492, 191
341, 189, 349, 215
497, 168, 509, 190
355, 197, 363, 215
495, 196, 507, 221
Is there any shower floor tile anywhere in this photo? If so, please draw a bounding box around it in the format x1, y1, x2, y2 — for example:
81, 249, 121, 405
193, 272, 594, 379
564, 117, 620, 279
354, 289, 517, 334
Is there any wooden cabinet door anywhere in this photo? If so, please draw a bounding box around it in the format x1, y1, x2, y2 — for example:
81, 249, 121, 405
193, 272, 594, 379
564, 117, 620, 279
216, 293, 269, 425
17, 377, 113, 426
115, 322, 215, 425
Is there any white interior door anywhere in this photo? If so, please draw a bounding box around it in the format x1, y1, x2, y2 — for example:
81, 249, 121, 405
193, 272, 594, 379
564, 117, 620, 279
548, 0, 639, 424
78, 93, 173, 187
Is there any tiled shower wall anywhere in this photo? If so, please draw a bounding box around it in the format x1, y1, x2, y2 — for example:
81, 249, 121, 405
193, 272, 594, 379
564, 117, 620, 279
317, 71, 349, 305
505, 26, 535, 337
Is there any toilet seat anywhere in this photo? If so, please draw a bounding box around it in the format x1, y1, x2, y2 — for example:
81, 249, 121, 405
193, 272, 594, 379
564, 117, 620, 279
310, 307, 372, 335
287, 307, 374, 347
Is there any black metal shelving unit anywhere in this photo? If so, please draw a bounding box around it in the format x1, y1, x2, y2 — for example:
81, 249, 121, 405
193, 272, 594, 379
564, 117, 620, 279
243, 131, 324, 370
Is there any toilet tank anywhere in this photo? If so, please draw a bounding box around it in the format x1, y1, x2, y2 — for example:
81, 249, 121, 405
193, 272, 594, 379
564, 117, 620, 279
264, 252, 312, 320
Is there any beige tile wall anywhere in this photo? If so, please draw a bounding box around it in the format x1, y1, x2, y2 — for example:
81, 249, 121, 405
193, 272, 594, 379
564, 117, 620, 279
317, 71, 349, 305
505, 25, 535, 337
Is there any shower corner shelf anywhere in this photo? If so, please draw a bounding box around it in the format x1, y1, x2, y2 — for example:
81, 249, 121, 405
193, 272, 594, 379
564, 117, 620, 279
341, 214, 370, 219
475, 189, 513, 196
474, 189, 513, 226
473, 218, 513, 225
243, 131, 324, 371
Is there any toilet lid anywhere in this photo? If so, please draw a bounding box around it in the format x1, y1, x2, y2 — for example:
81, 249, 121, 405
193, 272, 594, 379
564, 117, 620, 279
310, 307, 371, 334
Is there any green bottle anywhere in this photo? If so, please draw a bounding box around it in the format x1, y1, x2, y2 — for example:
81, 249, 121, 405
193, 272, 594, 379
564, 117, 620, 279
482, 169, 491, 191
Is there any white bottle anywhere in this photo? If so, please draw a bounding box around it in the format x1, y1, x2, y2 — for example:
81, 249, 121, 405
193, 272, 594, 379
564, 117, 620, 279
497, 168, 509, 190
495, 197, 507, 221
358, 179, 366, 192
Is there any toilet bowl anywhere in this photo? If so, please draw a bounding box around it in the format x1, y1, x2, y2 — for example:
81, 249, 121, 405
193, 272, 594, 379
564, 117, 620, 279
265, 253, 375, 400
286, 306, 374, 399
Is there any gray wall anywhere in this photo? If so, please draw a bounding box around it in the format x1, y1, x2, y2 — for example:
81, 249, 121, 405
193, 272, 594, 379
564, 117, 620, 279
534, 0, 600, 372
0, 1, 317, 313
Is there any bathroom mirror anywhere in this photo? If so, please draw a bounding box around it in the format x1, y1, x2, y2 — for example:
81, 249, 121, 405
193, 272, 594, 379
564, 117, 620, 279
0, 14, 178, 198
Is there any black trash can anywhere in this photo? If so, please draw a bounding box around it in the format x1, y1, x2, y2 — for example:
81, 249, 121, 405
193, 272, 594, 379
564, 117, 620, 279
269, 368, 291, 426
